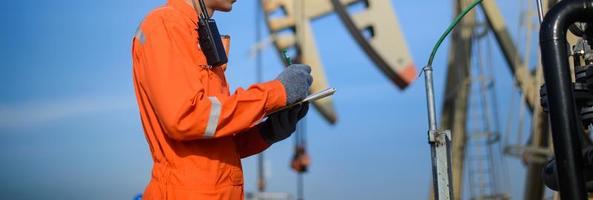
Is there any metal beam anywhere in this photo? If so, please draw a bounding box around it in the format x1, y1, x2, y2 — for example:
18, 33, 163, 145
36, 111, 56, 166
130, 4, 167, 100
331, 0, 417, 88
480, 0, 537, 110
480, 1, 560, 199
524, 1, 557, 199
525, 60, 551, 200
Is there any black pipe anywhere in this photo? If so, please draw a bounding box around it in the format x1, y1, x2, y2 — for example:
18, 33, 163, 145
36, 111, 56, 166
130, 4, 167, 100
540, 0, 593, 199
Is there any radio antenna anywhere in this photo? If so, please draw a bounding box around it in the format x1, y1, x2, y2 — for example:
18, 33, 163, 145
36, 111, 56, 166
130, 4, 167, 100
190, 0, 210, 19
198, 0, 210, 19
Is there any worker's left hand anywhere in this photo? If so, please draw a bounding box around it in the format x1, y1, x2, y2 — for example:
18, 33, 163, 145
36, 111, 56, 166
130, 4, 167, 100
260, 103, 309, 144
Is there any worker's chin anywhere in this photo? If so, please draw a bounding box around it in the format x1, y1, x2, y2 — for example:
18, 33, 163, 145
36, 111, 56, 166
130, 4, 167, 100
218, 6, 232, 12
215, 1, 234, 12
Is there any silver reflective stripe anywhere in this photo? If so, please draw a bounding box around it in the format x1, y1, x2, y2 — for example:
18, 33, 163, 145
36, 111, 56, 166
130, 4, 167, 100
204, 97, 222, 138
134, 28, 146, 44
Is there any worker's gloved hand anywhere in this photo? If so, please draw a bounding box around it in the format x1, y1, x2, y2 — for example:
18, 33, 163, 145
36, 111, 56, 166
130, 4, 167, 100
260, 103, 309, 144
276, 64, 313, 105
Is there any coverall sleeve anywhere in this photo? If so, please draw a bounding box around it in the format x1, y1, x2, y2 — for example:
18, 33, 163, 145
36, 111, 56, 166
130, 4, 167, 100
137, 16, 286, 141
234, 126, 271, 158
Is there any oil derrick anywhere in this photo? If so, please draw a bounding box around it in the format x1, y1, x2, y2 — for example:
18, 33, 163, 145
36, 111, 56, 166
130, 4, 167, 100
435, 0, 561, 199
465, 24, 509, 200
497, 1, 556, 199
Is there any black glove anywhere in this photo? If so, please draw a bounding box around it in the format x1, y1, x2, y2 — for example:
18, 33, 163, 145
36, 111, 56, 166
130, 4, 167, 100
260, 103, 309, 144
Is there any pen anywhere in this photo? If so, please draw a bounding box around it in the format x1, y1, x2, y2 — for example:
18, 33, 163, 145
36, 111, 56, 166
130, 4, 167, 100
282, 49, 293, 65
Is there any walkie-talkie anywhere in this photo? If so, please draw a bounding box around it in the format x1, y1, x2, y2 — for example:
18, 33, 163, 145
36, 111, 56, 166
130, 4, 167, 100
192, 0, 228, 67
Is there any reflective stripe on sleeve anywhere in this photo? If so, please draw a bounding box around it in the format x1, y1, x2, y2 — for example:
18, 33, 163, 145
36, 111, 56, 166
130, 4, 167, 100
134, 28, 146, 44
204, 97, 222, 138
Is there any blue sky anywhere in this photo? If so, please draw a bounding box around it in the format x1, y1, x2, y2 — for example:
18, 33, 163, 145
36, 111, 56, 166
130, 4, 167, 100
0, 0, 548, 199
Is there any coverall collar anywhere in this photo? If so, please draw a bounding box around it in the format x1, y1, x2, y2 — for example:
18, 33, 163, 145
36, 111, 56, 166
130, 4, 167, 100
168, 0, 199, 23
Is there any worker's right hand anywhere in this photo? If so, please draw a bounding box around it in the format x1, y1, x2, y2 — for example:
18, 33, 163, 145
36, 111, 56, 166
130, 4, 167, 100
260, 103, 309, 144
276, 64, 313, 105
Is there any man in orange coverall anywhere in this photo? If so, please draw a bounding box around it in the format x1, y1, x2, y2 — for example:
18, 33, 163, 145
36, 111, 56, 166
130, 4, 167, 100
131, 0, 313, 199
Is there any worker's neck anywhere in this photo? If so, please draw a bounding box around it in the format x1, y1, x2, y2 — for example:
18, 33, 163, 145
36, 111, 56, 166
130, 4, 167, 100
185, 0, 215, 17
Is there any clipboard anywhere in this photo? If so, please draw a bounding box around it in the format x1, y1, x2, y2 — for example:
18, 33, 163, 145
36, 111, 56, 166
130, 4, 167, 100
266, 88, 336, 116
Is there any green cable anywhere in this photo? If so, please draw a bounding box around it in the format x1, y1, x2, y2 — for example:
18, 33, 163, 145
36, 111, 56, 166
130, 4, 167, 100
426, 0, 483, 67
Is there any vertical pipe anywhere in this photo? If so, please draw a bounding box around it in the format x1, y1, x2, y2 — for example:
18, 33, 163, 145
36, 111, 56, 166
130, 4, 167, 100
536, 0, 545, 23
425, 65, 453, 200
297, 171, 303, 200
424, 66, 438, 131
540, 0, 593, 198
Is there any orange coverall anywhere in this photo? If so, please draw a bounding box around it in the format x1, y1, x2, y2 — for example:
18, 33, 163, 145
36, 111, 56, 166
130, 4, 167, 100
131, 0, 287, 199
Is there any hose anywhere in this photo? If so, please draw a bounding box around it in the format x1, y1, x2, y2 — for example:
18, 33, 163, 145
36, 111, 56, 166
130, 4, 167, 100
426, 0, 484, 67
